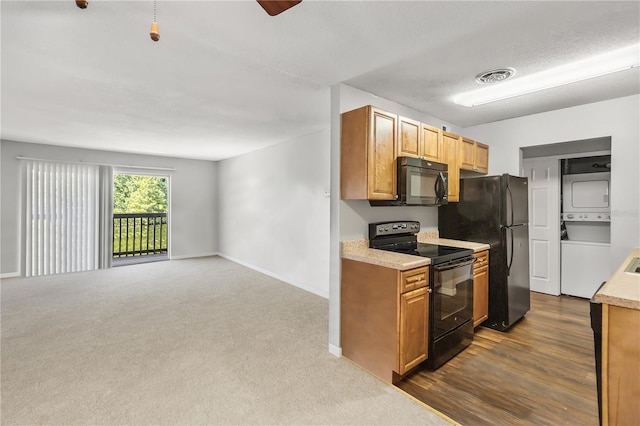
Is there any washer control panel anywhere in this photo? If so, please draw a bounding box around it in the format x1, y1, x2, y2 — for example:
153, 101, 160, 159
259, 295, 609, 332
562, 212, 610, 222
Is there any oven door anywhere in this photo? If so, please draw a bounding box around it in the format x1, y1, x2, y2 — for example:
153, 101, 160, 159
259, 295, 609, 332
432, 257, 475, 340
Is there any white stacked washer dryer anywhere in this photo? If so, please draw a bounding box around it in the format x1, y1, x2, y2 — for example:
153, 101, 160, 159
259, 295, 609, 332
560, 158, 611, 299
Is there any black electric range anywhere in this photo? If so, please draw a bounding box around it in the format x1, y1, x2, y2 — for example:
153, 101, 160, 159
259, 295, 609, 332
369, 220, 476, 370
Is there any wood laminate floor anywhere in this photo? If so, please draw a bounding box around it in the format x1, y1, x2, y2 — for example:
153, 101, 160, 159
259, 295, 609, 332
396, 291, 598, 425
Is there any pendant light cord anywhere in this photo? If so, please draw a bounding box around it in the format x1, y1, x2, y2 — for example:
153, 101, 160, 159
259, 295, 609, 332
149, 0, 159, 41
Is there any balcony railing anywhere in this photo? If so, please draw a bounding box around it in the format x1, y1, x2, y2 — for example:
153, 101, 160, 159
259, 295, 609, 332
113, 213, 167, 258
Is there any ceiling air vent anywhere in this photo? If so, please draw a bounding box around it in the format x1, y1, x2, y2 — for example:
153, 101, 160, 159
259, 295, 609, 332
475, 68, 516, 84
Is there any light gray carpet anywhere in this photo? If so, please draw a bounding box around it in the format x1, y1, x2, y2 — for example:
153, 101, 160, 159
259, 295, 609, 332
1, 256, 450, 425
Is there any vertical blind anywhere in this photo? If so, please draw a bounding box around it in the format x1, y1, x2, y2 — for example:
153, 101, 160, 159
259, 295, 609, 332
98, 165, 113, 270
25, 161, 100, 276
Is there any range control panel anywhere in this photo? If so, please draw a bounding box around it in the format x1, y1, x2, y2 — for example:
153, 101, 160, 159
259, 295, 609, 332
562, 212, 610, 222
369, 221, 420, 238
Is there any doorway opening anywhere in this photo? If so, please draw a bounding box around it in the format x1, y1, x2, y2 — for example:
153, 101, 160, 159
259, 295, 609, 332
521, 136, 611, 298
112, 173, 169, 266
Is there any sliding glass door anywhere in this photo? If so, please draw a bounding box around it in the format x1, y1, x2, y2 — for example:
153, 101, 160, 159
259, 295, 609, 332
112, 173, 169, 265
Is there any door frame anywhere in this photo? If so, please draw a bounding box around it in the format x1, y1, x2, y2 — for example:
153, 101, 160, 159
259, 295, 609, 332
520, 148, 611, 296
112, 168, 172, 261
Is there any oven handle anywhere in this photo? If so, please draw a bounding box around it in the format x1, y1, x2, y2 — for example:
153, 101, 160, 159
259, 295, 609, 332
433, 257, 476, 272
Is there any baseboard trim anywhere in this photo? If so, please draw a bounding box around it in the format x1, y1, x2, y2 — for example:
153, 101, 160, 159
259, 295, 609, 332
170, 252, 219, 260
0, 272, 20, 279
329, 343, 342, 358
218, 253, 329, 299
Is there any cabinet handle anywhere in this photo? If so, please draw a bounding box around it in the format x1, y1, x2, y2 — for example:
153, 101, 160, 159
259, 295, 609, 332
394, 195, 398, 199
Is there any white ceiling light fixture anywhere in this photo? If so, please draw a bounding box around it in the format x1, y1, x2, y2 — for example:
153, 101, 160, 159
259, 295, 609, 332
453, 44, 640, 107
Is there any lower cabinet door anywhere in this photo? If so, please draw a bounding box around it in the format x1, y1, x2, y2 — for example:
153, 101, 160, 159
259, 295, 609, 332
473, 265, 489, 327
399, 287, 429, 374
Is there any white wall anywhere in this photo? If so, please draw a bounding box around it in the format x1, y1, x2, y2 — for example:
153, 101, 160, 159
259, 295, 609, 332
463, 94, 640, 272
217, 129, 331, 298
0, 140, 218, 276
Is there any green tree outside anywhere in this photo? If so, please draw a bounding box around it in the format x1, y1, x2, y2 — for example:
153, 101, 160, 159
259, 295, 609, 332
113, 175, 167, 213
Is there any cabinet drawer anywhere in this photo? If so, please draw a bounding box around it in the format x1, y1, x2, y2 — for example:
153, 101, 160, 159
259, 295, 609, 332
474, 264, 489, 276
400, 267, 428, 293
473, 251, 489, 270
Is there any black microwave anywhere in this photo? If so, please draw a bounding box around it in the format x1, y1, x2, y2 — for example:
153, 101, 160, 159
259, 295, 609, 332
370, 157, 448, 206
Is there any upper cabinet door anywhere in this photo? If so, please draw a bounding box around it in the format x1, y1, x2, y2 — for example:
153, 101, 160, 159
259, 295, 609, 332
460, 138, 489, 174
398, 119, 442, 163
421, 124, 441, 162
475, 142, 489, 174
368, 108, 398, 200
340, 105, 397, 200
442, 132, 460, 202
459, 137, 476, 170
398, 116, 421, 158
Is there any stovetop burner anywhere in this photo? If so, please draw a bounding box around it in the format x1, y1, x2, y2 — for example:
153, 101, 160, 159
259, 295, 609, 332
369, 221, 473, 265
376, 241, 473, 265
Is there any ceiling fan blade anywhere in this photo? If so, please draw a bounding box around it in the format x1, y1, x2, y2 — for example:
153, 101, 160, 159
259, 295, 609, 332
257, 0, 302, 16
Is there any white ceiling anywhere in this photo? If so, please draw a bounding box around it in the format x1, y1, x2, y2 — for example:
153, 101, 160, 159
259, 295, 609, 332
2, 1, 639, 161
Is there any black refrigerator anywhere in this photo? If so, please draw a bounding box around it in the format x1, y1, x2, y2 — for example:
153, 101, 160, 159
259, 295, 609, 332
438, 174, 530, 331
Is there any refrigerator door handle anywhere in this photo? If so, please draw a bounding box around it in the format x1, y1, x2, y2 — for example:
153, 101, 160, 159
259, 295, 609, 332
505, 223, 527, 274
506, 178, 514, 227
506, 226, 514, 276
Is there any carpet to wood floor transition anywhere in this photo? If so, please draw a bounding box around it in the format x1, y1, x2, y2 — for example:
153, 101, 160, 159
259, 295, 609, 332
396, 291, 599, 425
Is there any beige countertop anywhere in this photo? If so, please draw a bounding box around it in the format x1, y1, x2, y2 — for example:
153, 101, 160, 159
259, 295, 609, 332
594, 247, 640, 310
341, 233, 490, 271
341, 239, 431, 271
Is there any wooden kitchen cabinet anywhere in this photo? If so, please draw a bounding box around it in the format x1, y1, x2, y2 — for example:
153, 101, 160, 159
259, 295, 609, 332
400, 287, 429, 374
421, 123, 442, 162
459, 137, 489, 174
397, 116, 421, 158
459, 137, 476, 170
475, 143, 489, 173
341, 260, 429, 383
341, 106, 398, 200
601, 303, 640, 425
341, 104, 490, 203
441, 131, 460, 202
473, 250, 489, 328
397, 118, 442, 164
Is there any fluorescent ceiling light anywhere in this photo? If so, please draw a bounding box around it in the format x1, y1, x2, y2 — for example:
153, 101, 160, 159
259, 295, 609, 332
453, 44, 640, 107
